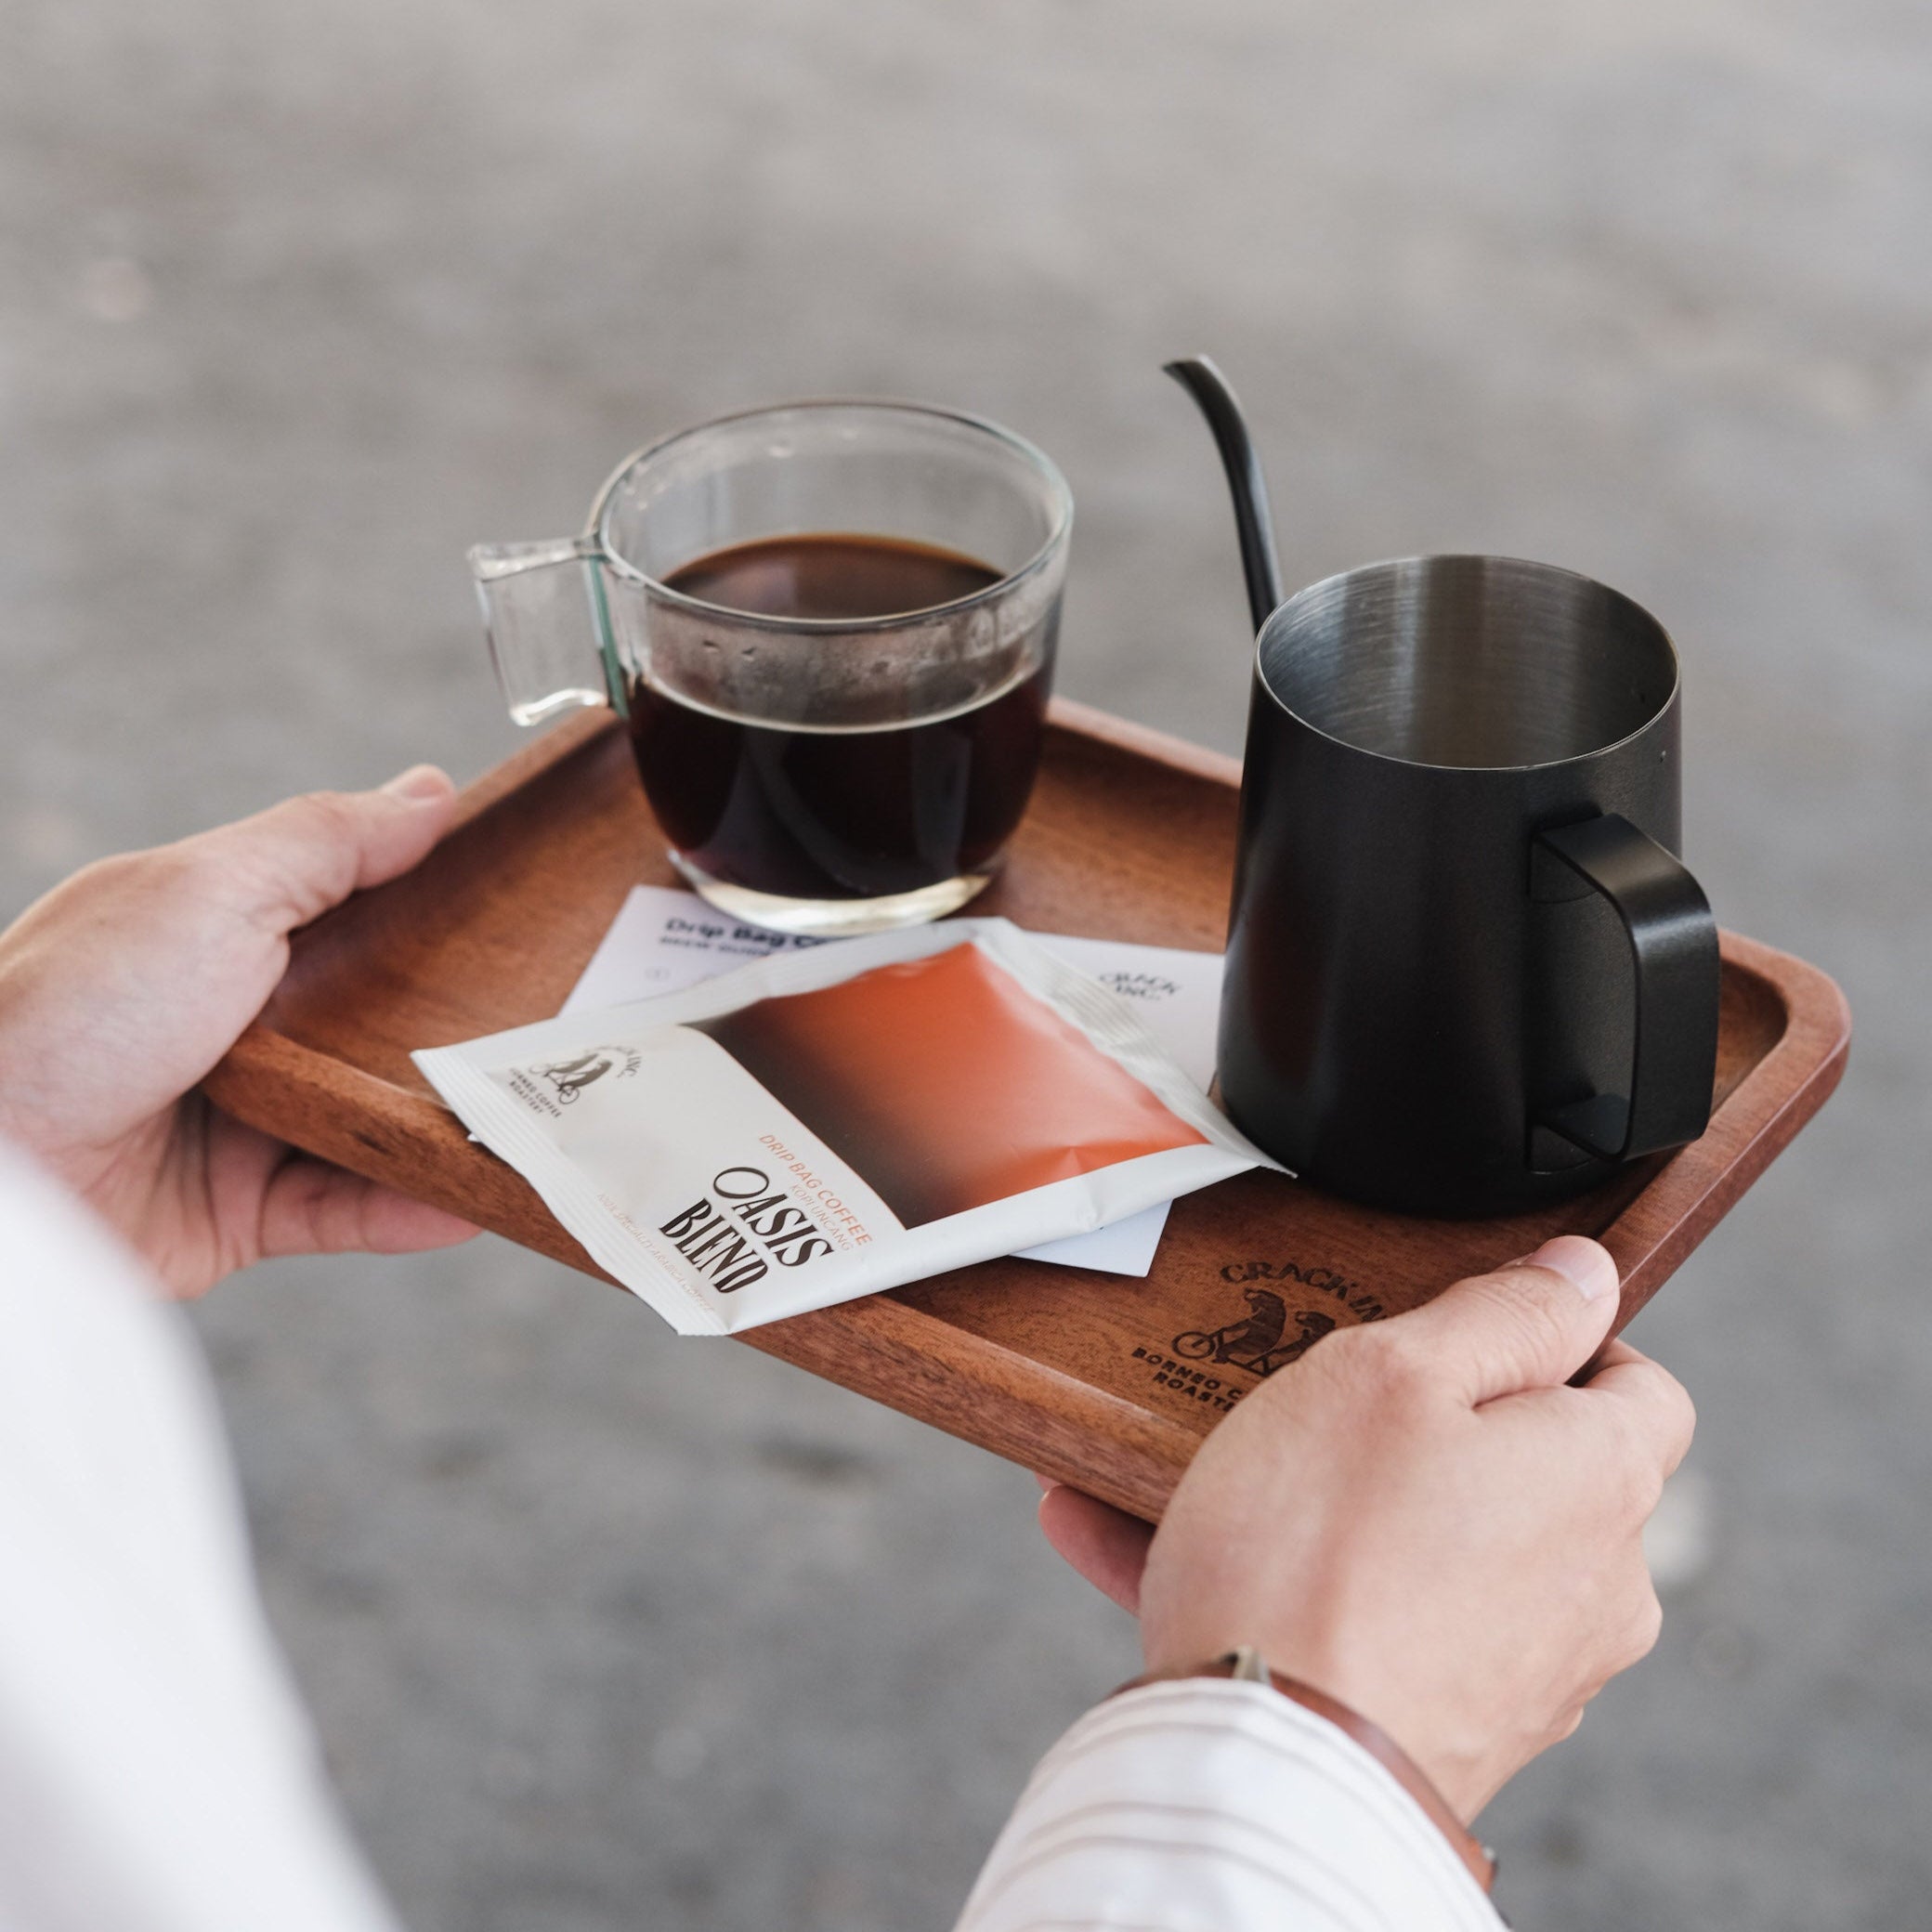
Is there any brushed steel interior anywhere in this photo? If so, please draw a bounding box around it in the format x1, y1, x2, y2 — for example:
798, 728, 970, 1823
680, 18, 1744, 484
1256, 555, 1679, 769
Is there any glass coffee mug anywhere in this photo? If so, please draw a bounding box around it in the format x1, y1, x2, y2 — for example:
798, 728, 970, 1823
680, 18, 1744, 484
470, 401, 1072, 935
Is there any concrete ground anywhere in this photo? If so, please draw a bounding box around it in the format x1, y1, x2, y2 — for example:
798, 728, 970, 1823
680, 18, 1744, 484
3, 1, 1928, 1925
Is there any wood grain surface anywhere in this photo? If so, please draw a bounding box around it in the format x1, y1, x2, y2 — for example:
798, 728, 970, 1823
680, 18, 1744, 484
204, 701, 1851, 1521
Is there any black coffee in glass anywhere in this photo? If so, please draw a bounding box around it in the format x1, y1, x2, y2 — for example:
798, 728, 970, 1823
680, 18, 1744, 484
627, 533, 1053, 912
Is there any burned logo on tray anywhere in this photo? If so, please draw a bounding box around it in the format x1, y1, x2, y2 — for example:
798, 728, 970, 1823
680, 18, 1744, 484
1170, 1289, 1337, 1378
1130, 1263, 1383, 1415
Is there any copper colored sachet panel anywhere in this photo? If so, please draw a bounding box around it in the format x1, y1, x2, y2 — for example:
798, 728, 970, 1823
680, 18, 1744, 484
689, 941, 1208, 1226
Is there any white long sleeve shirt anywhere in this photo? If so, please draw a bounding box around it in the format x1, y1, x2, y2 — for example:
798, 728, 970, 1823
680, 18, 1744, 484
0, 1142, 1499, 1931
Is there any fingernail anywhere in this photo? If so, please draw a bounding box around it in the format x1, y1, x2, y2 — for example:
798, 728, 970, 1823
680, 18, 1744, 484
382, 764, 450, 804
1524, 1235, 1620, 1302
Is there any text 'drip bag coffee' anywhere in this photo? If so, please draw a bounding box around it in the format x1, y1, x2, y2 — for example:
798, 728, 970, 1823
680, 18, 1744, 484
413, 920, 1280, 1335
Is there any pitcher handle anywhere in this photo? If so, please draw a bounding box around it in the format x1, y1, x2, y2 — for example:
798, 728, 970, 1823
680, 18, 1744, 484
467, 537, 629, 725
1531, 813, 1720, 1164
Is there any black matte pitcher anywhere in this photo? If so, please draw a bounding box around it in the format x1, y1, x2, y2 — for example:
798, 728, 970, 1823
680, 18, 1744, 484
1218, 554, 1720, 1217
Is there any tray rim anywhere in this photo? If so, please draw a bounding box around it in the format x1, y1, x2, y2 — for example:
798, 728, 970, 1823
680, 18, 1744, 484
204, 698, 1851, 1521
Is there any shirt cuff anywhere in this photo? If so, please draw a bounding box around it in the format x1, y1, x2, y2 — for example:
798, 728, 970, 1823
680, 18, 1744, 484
953, 1677, 1505, 1932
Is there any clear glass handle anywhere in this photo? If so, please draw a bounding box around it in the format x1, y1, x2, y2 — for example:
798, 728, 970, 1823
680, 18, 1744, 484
467, 536, 627, 725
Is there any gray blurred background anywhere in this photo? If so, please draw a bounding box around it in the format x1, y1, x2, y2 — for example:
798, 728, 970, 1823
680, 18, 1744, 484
3, 1, 1927, 1925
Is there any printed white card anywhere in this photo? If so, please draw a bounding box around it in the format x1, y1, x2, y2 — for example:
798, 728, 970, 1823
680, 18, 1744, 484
560, 886, 1223, 1276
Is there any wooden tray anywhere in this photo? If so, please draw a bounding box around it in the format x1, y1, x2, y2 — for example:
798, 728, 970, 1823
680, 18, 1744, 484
206, 701, 1850, 1520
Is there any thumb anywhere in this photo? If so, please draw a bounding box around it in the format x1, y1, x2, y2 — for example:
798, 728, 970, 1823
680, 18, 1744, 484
1390, 1234, 1622, 1407
198, 765, 460, 935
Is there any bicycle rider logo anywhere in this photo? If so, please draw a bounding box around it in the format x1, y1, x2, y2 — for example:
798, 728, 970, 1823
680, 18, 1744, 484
1131, 1262, 1385, 1415
533, 1051, 645, 1113
1174, 1288, 1337, 1377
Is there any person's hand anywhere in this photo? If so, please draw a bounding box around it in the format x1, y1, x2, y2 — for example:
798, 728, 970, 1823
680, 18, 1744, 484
0, 767, 479, 1297
1038, 1236, 1692, 1821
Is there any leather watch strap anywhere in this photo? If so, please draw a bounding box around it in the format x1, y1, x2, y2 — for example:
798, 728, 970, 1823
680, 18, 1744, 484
1110, 1648, 1497, 1895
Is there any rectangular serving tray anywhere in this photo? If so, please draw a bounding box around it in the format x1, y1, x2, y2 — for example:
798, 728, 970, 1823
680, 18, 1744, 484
205, 701, 1850, 1521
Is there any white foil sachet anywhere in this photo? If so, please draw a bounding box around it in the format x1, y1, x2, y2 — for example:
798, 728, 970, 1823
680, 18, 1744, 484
557, 884, 1224, 1275
414, 918, 1278, 1336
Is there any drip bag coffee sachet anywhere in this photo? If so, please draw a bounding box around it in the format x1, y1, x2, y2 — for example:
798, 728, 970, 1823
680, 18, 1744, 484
414, 919, 1280, 1335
